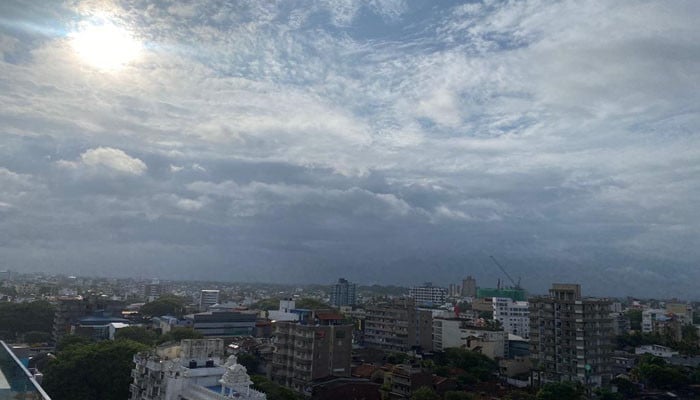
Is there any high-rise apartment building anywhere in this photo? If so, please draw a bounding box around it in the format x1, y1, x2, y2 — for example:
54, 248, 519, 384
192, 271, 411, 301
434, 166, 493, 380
529, 284, 613, 387
199, 289, 220, 311
364, 300, 433, 352
408, 282, 447, 305
329, 278, 357, 307
493, 297, 530, 339
461, 276, 477, 297
271, 314, 352, 394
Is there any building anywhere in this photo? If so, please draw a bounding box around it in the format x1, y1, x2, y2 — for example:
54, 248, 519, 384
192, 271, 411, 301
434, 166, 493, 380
185, 311, 258, 337
0, 340, 51, 399
144, 281, 166, 302
529, 284, 613, 387
364, 300, 433, 353
477, 287, 527, 302
635, 344, 679, 358
432, 317, 507, 359
642, 309, 682, 341
609, 312, 630, 336
52, 296, 125, 342
666, 303, 694, 325
461, 276, 477, 298
267, 299, 301, 322
271, 314, 353, 394
329, 278, 357, 307
408, 283, 447, 306
200, 290, 220, 311
493, 297, 530, 339
130, 339, 266, 400
381, 364, 432, 400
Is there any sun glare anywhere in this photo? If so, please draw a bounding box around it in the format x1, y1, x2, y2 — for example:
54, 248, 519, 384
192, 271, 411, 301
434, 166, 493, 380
71, 21, 142, 71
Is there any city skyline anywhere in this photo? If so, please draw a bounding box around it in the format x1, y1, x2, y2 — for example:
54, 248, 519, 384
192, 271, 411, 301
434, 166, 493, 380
0, 1, 699, 298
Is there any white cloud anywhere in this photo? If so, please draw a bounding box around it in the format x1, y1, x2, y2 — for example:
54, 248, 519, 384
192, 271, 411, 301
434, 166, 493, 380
57, 147, 147, 175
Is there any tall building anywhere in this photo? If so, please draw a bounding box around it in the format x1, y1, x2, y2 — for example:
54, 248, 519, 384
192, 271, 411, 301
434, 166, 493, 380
143, 280, 165, 302
200, 289, 220, 311
408, 282, 447, 305
461, 276, 477, 298
493, 297, 530, 339
130, 339, 266, 400
271, 313, 353, 394
530, 284, 613, 387
329, 278, 357, 307
364, 300, 433, 352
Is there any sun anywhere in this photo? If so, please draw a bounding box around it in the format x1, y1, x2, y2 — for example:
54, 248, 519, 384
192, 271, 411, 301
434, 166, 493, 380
70, 21, 142, 71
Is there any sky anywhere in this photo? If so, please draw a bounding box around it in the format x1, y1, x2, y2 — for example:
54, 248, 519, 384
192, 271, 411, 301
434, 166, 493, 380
0, 0, 699, 298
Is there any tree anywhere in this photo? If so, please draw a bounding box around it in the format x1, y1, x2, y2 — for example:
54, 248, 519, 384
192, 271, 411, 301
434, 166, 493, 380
43, 339, 148, 400
251, 375, 302, 400
611, 377, 639, 399
114, 326, 158, 346
411, 386, 440, 400
444, 391, 477, 400
56, 334, 92, 351
294, 298, 328, 309
237, 353, 260, 374
157, 327, 203, 344
536, 382, 583, 400
139, 295, 186, 318
24, 331, 52, 344
0, 301, 55, 340
627, 309, 642, 331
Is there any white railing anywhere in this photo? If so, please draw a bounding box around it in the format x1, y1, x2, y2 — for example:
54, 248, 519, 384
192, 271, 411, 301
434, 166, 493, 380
184, 384, 267, 400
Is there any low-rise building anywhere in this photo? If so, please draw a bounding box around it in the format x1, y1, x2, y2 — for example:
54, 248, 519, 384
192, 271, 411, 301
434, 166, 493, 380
433, 316, 507, 359
130, 339, 266, 400
635, 344, 679, 358
185, 311, 258, 337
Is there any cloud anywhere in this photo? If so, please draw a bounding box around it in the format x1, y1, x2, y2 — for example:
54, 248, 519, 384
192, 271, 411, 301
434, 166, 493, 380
57, 147, 147, 175
0, 0, 699, 297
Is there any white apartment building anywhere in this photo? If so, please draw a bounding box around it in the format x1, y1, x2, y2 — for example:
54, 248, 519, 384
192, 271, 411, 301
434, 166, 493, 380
409, 283, 447, 305
493, 297, 530, 339
200, 290, 220, 311
432, 317, 507, 359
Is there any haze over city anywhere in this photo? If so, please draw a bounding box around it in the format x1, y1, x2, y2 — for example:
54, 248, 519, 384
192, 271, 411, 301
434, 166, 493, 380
1, 1, 699, 298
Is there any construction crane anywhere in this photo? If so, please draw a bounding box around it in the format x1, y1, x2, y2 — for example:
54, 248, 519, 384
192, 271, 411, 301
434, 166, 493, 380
490, 255, 521, 290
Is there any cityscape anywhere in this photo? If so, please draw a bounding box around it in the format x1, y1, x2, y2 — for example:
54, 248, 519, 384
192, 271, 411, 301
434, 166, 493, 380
1, 270, 700, 399
2, 0, 699, 399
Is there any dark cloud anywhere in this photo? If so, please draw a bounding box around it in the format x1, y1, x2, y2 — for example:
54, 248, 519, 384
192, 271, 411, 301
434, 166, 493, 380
0, 0, 699, 298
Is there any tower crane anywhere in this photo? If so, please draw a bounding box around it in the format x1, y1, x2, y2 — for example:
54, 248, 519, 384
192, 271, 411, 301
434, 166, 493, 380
490, 255, 522, 290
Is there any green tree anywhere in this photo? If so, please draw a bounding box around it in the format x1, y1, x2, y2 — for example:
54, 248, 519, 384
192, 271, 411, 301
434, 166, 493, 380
24, 331, 52, 344
436, 348, 498, 383
627, 309, 642, 331
114, 326, 158, 346
56, 334, 92, 351
43, 339, 148, 400
139, 295, 186, 318
610, 377, 639, 399
444, 391, 476, 400
536, 382, 583, 400
294, 298, 328, 309
410, 386, 440, 400
0, 301, 55, 340
594, 388, 623, 400
237, 353, 260, 374
157, 327, 203, 344
251, 375, 303, 400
